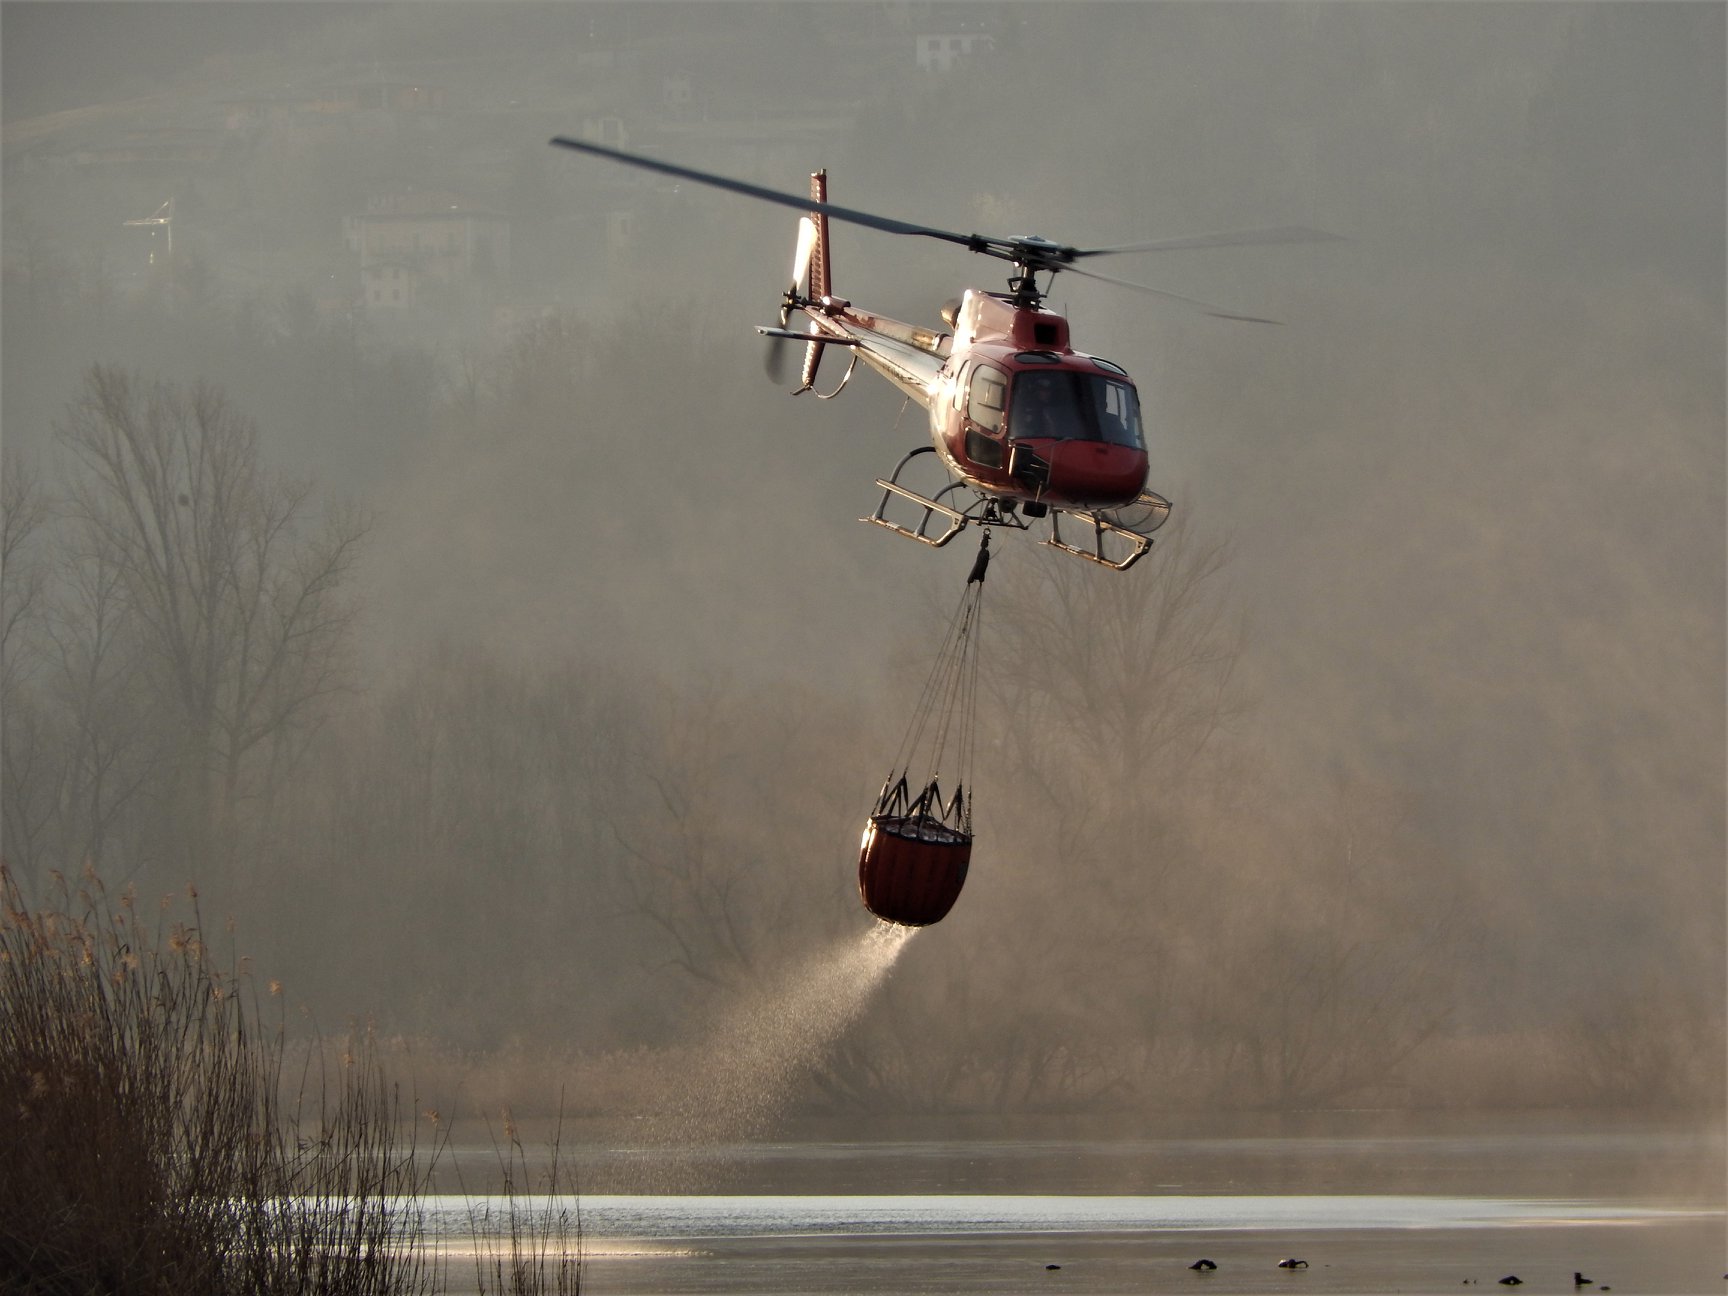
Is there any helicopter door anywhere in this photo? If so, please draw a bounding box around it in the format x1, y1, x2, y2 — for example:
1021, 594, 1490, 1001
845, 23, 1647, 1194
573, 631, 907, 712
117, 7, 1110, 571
961, 364, 1008, 470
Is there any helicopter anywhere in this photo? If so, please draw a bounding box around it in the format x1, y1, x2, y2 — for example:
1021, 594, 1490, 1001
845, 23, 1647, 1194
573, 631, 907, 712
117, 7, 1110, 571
550, 137, 1336, 571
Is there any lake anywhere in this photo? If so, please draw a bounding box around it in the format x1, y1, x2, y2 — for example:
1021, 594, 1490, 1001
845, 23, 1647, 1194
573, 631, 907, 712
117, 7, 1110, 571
421, 1112, 1724, 1294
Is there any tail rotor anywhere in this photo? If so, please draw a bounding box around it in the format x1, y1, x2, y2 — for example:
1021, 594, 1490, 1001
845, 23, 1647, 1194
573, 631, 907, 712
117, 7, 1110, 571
765, 215, 819, 383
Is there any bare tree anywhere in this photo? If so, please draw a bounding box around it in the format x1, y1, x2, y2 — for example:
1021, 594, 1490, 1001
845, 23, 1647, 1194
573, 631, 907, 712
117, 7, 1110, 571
805, 524, 1254, 1114
978, 521, 1247, 866
1, 449, 55, 881
1189, 772, 1460, 1109
1, 447, 47, 698
5, 448, 161, 891
978, 524, 1247, 1062
53, 366, 365, 891
40, 542, 156, 883
590, 673, 862, 998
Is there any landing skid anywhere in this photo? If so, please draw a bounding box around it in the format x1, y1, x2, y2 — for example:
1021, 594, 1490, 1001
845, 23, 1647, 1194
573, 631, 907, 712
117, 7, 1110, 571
1046, 508, 1153, 572
862, 447, 1159, 571
862, 446, 1029, 548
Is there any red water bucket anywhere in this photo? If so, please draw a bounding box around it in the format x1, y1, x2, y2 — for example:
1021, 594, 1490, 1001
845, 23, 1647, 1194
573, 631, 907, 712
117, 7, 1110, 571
857, 813, 972, 927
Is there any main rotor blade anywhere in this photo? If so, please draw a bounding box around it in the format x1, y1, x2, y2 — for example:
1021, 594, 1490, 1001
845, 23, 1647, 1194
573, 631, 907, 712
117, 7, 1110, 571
1073, 226, 1344, 258
1060, 262, 1284, 325
551, 136, 998, 257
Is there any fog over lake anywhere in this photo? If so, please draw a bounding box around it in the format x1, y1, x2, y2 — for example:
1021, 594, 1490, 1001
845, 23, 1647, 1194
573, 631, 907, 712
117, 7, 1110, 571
3, 3, 1721, 1257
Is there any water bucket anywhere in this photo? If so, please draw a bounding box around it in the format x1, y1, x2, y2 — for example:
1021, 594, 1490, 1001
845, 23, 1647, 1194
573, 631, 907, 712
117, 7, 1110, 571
857, 813, 971, 926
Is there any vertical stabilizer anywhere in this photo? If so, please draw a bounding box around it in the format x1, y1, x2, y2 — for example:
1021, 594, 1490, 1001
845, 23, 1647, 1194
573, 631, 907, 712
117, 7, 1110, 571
800, 170, 832, 392
809, 171, 832, 298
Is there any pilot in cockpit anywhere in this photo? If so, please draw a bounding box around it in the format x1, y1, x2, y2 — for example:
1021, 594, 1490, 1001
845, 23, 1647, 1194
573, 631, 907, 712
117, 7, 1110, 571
1011, 373, 1076, 440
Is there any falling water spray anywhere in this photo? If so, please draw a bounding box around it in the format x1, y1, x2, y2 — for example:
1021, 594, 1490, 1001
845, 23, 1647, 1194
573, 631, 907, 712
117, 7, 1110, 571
631, 922, 914, 1188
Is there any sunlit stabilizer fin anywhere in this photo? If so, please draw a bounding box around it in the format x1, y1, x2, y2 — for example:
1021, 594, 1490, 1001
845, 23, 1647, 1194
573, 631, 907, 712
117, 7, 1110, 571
791, 216, 818, 297
799, 171, 834, 394
766, 216, 819, 385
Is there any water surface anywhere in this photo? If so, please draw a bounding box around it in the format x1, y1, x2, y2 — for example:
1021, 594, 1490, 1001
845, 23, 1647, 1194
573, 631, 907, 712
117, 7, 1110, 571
428, 1115, 1724, 1294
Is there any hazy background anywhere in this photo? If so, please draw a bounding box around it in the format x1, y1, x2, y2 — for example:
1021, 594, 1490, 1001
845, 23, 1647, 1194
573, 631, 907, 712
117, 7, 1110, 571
3, 2, 1721, 1117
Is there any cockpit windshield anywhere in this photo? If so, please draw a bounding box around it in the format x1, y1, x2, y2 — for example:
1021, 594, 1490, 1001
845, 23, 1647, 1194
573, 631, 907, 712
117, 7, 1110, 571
1008, 370, 1145, 448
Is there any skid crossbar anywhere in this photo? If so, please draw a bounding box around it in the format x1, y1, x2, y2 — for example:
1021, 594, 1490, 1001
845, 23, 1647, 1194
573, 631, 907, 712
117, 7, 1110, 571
862, 446, 971, 548
862, 446, 1154, 568
1045, 508, 1154, 572
864, 476, 969, 547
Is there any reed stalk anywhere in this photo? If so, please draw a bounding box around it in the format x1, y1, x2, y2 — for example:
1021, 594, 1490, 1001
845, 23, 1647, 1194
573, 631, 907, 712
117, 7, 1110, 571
0, 864, 437, 1294
468, 1105, 582, 1296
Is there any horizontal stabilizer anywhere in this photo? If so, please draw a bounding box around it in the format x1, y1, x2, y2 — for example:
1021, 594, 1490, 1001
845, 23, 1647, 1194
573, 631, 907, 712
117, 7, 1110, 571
755, 326, 858, 346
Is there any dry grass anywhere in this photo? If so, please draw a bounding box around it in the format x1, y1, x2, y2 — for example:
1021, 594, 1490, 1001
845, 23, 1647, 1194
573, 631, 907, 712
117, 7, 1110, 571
466, 1108, 583, 1296
0, 863, 581, 1295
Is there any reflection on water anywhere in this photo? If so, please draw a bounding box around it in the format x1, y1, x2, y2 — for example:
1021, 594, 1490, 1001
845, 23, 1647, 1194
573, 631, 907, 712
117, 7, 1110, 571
432, 1111, 1725, 1203
423, 1119, 1725, 1295
422, 1190, 1711, 1241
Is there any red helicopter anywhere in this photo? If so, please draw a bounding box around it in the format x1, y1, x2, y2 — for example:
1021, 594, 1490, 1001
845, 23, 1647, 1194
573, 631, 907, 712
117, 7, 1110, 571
551, 137, 1334, 571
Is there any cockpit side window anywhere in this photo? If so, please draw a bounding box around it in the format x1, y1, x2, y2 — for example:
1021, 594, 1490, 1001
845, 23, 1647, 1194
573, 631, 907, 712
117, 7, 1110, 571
1096, 377, 1145, 449
967, 366, 1007, 433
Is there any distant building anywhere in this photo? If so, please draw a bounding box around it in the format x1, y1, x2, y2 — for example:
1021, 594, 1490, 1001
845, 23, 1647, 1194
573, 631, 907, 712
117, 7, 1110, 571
68, 129, 225, 171
222, 94, 303, 134
343, 192, 509, 311
224, 80, 446, 126
662, 76, 694, 114
580, 115, 630, 150
915, 32, 993, 73
492, 301, 558, 336
361, 260, 417, 310
327, 81, 447, 112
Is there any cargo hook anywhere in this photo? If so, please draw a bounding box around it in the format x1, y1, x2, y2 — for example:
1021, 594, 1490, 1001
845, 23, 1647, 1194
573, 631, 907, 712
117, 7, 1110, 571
966, 530, 991, 586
